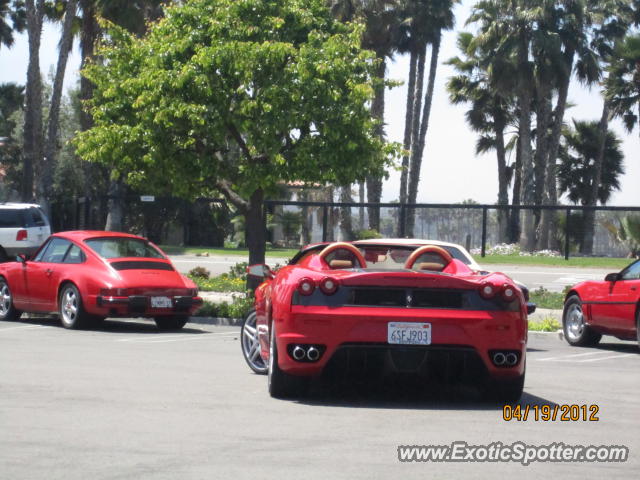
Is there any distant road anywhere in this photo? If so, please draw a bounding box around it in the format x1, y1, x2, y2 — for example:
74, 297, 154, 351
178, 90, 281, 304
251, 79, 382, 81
169, 254, 615, 292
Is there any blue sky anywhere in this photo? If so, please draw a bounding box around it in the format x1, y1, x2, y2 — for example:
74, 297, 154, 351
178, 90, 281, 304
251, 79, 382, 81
1, 4, 638, 207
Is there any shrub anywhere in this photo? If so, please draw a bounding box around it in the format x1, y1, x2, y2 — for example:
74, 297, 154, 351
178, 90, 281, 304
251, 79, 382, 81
196, 293, 254, 319
188, 266, 210, 279
529, 317, 561, 332
355, 229, 382, 240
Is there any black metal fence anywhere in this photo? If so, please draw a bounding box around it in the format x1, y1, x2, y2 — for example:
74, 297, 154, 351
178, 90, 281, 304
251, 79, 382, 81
50, 195, 640, 259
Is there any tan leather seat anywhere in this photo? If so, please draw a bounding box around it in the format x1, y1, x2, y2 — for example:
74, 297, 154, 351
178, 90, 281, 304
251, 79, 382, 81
418, 262, 445, 272
329, 259, 353, 269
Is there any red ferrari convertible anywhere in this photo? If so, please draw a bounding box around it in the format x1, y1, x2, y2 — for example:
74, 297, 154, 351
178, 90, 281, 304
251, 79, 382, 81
241, 240, 533, 402
562, 259, 640, 346
0, 231, 202, 330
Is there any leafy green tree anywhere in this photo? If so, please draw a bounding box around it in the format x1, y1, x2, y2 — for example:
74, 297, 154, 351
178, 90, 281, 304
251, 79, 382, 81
558, 120, 624, 246
75, 0, 396, 267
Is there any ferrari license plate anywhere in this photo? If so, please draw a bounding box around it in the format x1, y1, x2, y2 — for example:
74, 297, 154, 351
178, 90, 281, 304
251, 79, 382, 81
151, 296, 172, 308
388, 322, 431, 345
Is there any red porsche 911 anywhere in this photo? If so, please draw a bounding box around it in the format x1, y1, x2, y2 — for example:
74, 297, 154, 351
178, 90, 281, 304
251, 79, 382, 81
241, 239, 534, 402
0, 231, 202, 330
562, 259, 640, 347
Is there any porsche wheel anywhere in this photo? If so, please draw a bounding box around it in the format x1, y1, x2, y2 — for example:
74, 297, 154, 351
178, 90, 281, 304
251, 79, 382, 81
59, 284, 90, 329
268, 323, 308, 398
0, 278, 21, 321
241, 310, 267, 374
154, 315, 188, 331
484, 372, 525, 404
562, 295, 601, 346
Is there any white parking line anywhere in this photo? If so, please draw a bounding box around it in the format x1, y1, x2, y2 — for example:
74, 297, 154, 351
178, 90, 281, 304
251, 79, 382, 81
0, 325, 47, 333
577, 353, 636, 363
537, 351, 637, 363
116, 331, 237, 343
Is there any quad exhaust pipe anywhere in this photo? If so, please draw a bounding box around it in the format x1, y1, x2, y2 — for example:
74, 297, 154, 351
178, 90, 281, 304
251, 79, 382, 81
289, 344, 324, 362
491, 350, 519, 367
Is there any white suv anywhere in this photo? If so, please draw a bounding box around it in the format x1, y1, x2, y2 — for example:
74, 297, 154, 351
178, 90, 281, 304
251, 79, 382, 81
0, 203, 51, 261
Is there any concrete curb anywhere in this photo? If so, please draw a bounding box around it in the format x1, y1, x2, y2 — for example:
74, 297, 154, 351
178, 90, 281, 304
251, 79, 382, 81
528, 329, 564, 341
188, 316, 243, 327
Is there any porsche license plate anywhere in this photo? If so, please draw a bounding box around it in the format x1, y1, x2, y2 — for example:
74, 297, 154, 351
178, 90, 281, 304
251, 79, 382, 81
151, 296, 172, 308
388, 322, 431, 345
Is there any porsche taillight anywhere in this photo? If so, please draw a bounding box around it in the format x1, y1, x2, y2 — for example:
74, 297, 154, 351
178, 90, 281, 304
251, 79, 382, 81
16, 229, 27, 241
100, 288, 130, 296
297, 278, 315, 296
319, 277, 339, 295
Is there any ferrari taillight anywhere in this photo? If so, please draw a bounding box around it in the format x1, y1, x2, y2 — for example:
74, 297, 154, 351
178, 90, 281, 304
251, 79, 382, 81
319, 277, 339, 295
501, 284, 517, 302
479, 282, 497, 299
16, 229, 27, 241
297, 278, 315, 296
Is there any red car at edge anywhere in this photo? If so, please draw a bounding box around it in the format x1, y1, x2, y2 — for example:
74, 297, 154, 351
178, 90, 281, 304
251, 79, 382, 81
562, 258, 640, 346
242, 240, 533, 402
0, 231, 202, 330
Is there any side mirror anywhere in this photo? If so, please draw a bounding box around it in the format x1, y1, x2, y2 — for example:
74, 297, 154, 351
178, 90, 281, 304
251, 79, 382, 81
247, 264, 273, 279
604, 273, 620, 282
526, 302, 537, 315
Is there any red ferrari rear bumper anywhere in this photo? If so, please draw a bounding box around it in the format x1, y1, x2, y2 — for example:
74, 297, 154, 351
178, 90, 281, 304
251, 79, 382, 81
275, 306, 526, 379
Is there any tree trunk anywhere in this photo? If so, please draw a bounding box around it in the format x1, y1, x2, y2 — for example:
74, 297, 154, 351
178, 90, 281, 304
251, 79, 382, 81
494, 118, 509, 242
358, 180, 365, 232
299, 190, 311, 245
399, 49, 418, 208
367, 54, 386, 232
38, 0, 77, 216
105, 178, 124, 231
245, 188, 266, 290
407, 34, 441, 237
517, 36, 536, 252
22, 0, 45, 203
534, 85, 552, 249
509, 137, 522, 243
581, 100, 610, 254
339, 185, 354, 241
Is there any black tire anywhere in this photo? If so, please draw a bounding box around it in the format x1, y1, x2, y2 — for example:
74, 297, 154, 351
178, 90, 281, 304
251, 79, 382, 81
268, 322, 308, 398
0, 278, 22, 321
484, 371, 525, 405
241, 310, 267, 374
58, 283, 90, 329
154, 315, 188, 331
562, 295, 602, 346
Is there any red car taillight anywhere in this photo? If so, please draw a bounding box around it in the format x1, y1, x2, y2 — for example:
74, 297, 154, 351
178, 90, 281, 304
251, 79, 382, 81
479, 282, 497, 299
319, 277, 339, 295
16, 229, 27, 241
501, 284, 517, 302
297, 278, 315, 296
100, 288, 130, 296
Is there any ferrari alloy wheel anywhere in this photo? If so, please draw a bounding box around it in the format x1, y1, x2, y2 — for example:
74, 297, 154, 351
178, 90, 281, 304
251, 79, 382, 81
59, 284, 89, 329
241, 310, 267, 374
0, 279, 21, 321
562, 295, 601, 346
268, 322, 308, 398
154, 315, 188, 331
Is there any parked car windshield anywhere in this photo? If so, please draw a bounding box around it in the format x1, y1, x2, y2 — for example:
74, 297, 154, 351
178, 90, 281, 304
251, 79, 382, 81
85, 237, 165, 259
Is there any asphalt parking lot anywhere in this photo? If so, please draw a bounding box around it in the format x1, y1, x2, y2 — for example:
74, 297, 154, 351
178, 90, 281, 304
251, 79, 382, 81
1, 317, 638, 479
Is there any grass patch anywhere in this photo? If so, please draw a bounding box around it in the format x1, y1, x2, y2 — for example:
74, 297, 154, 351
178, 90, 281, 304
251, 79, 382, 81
160, 245, 298, 259
529, 287, 565, 310
529, 316, 562, 332
196, 296, 254, 319
478, 254, 632, 269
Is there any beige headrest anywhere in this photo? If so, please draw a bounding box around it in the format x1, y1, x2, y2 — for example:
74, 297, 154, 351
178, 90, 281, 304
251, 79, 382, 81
329, 259, 353, 269
418, 262, 445, 272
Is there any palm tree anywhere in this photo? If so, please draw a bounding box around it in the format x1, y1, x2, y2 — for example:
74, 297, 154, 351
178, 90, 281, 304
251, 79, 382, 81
328, 0, 401, 232
606, 34, 640, 136
0, 0, 25, 50
558, 120, 624, 251
400, 0, 458, 237
446, 31, 517, 242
